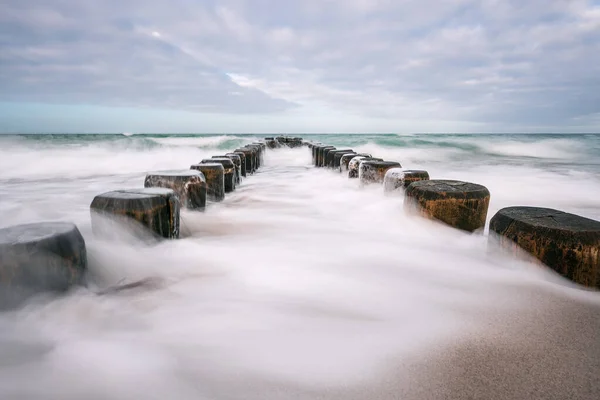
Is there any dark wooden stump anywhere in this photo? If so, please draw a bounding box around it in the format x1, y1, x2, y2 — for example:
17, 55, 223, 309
231, 151, 247, 177
332, 151, 355, 170
489, 206, 600, 288
291, 137, 303, 148
190, 163, 225, 201
326, 149, 353, 169
234, 148, 255, 174
251, 142, 266, 165
144, 170, 207, 210
405, 180, 490, 233
313, 145, 327, 166
322, 147, 341, 168
247, 144, 263, 167
203, 158, 235, 192
224, 153, 242, 184
0, 222, 87, 308
359, 160, 402, 185
264, 138, 276, 149
340, 153, 371, 173
318, 146, 335, 167
383, 169, 430, 193
90, 188, 180, 238
309, 143, 322, 165
242, 145, 261, 169
278, 137, 303, 148
219, 154, 243, 185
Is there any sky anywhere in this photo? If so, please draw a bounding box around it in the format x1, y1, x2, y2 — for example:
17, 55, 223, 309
1, 0, 599, 133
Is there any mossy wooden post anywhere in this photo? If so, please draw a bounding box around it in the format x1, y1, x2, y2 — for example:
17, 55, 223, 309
0, 222, 87, 309
489, 207, 600, 288
202, 158, 235, 193
232, 151, 247, 178
224, 153, 242, 184
219, 154, 243, 185
90, 188, 181, 238
242, 146, 260, 170
235, 148, 255, 174
144, 170, 207, 210
405, 180, 490, 233
359, 160, 402, 185
190, 163, 225, 201
383, 169, 430, 194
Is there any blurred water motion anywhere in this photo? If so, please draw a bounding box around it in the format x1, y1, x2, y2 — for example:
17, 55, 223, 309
0, 133, 598, 399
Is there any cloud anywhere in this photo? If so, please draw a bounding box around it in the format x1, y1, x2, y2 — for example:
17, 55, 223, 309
0, 0, 295, 114
0, 0, 599, 130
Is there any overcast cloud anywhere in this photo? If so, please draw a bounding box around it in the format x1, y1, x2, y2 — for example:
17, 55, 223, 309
1, 0, 599, 132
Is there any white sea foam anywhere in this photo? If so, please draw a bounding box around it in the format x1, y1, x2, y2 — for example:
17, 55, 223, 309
149, 135, 256, 148
0, 137, 599, 399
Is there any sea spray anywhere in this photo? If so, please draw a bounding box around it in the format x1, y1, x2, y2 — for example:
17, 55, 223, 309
0, 135, 598, 399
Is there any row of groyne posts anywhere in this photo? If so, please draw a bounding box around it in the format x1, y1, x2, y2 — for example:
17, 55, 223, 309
0, 141, 267, 308
303, 139, 599, 291
0, 136, 598, 309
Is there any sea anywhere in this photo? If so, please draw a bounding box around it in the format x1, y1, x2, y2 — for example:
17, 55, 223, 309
0, 133, 599, 400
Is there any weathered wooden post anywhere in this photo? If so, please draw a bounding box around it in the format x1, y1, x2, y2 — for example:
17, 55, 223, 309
251, 142, 266, 165
231, 151, 247, 177
190, 163, 225, 201
200, 158, 235, 193
405, 180, 490, 233
383, 169, 430, 194
316, 146, 334, 167
265, 138, 278, 149
313, 145, 328, 167
331, 150, 356, 169
0, 222, 87, 308
243, 145, 261, 169
144, 170, 207, 210
319, 147, 337, 167
322, 147, 340, 168
348, 156, 383, 178
90, 188, 181, 238
224, 153, 242, 186
235, 148, 255, 174
489, 207, 600, 288
325, 149, 353, 169
340, 153, 371, 173
359, 160, 402, 185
